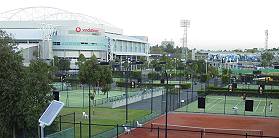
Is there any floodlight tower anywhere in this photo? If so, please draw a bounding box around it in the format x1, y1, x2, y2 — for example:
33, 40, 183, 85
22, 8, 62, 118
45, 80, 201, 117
265, 29, 268, 50
180, 19, 190, 62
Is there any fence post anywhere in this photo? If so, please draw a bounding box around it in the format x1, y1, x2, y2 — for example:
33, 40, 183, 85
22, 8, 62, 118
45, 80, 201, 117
200, 129, 203, 138
74, 112, 76, 137
59, 115, 62, 131
265, 93, 267, 117
157, 127, 159, 138
116, 124, 119, 138
151, 123, 153, 132
246, 133, 247, 138
80, 121, 82, 138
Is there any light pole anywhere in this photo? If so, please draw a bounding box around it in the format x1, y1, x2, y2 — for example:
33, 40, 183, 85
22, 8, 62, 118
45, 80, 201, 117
88, 61, 110, 137
165, 69, 169, 138
124, 59, 130, 123
159, 61, 168, 138
205, 59, 208, 90
88, 83, 92, 137
150, 67, 154, 114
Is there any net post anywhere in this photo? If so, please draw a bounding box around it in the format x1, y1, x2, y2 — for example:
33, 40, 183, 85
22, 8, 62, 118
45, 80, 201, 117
74, 112, 76, 137
151, 123, 153, 132
79, 121, 82, 138
157, 127, 160, 138
116, 124, 119, 138
245, 132, 247, 138
200, 129, 203, 138
59, 115, 62, 131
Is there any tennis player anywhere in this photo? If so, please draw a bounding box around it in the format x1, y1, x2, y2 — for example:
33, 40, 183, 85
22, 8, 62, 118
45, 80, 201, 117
269, 102, 272, 112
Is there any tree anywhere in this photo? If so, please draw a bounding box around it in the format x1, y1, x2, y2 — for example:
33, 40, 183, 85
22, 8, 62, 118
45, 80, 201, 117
207, 66, 219, 78
76, 54, 86, 68
99, 66, 113, 98
150, 45, 164, 54
138, 56, 148, 70
79, 54, 101, 94
0, 30, 52, 137
221, 68, 232, 84
0, 30, 25, 138
21, 59, 52, 137
159, 54, 174, 70
261, 51, 274, 67
58, 58, 70, 72
78, 54, 100, 136
165, 43, 175, 54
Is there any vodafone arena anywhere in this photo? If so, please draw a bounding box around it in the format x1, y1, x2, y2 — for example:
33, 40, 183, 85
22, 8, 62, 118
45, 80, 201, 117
0, 7, 150, 69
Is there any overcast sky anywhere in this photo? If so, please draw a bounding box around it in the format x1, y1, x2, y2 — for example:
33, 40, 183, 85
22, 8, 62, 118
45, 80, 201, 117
1, 0, 278, 50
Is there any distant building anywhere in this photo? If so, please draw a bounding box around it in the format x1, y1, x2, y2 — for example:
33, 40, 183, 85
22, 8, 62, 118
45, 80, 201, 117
191, 49, 265, 70
0, 7, 150, 70
195, 51, 209, 61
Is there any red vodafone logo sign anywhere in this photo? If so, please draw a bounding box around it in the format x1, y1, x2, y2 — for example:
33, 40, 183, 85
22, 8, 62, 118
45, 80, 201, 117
75, 27, 81, 32
75, 27, 99, 33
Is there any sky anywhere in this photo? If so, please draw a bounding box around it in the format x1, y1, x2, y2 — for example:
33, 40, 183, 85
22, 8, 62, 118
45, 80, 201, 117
0, 0, 278, 50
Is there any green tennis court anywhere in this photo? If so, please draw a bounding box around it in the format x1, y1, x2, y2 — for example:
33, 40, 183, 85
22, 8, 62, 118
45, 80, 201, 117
176, 95, 279, 117
59, 87, 146, 107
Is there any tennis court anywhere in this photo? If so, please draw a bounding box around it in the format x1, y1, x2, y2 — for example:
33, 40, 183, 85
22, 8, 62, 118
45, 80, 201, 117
176, 95, 279, 117
119, 113, 279, 138
58, 87, 146, 107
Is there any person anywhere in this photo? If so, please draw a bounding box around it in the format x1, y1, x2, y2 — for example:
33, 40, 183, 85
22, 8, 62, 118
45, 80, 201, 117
232, 106, 238, 114
242, 93, 246, 100
269, 102, 272, 112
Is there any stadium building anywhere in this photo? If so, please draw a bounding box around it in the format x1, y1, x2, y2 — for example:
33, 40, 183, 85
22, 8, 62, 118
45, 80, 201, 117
0, 7, 150, 70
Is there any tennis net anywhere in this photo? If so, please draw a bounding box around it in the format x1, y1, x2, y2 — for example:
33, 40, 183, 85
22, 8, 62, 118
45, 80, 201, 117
206, 97, 271, 106
150, 123, 263, 137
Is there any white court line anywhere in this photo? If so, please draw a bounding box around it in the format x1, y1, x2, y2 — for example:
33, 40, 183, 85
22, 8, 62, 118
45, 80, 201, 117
208, 99, 224, 110
235, 100, 242, 107
205, 98, 220, 108
262, 103, 266, 113
255, 99, 262, 112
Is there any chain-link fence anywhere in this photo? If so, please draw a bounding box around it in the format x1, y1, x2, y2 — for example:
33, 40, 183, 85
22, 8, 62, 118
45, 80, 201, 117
45, 112, 160, 138
46, 128, 74, 138
176, 86, 279, 118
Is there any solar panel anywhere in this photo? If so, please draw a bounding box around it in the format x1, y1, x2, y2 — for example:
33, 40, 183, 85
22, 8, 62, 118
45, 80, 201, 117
39, 100, 64, 126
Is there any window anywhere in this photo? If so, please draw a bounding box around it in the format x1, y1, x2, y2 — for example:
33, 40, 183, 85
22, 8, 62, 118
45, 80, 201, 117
81, 42, 88, 45
16, 40, 28, 44
53, 42, 60, 45
29, 40, 39, 43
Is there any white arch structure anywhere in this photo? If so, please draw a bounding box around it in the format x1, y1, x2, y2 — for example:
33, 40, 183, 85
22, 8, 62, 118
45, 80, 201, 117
0, 6, 118, 29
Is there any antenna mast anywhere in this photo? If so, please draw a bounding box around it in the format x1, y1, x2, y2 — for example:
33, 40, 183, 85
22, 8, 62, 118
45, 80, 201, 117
265, 29, 268, 50
180, 19, 190, 62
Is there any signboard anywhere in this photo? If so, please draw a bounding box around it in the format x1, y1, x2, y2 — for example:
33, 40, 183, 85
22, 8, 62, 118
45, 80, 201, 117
68, 27, 103, 35
39, 100, 64, 126
75, 27, 99, 33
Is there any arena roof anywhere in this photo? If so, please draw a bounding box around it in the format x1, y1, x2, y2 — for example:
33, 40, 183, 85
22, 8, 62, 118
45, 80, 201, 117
0, 7, 120, 32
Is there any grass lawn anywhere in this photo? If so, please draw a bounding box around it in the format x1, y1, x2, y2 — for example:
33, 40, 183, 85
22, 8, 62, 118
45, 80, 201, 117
55, 107, 149, 137
176, 95, 279, 117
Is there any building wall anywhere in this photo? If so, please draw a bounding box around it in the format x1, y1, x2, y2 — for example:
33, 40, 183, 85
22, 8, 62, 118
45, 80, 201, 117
1, 20, 149, 67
